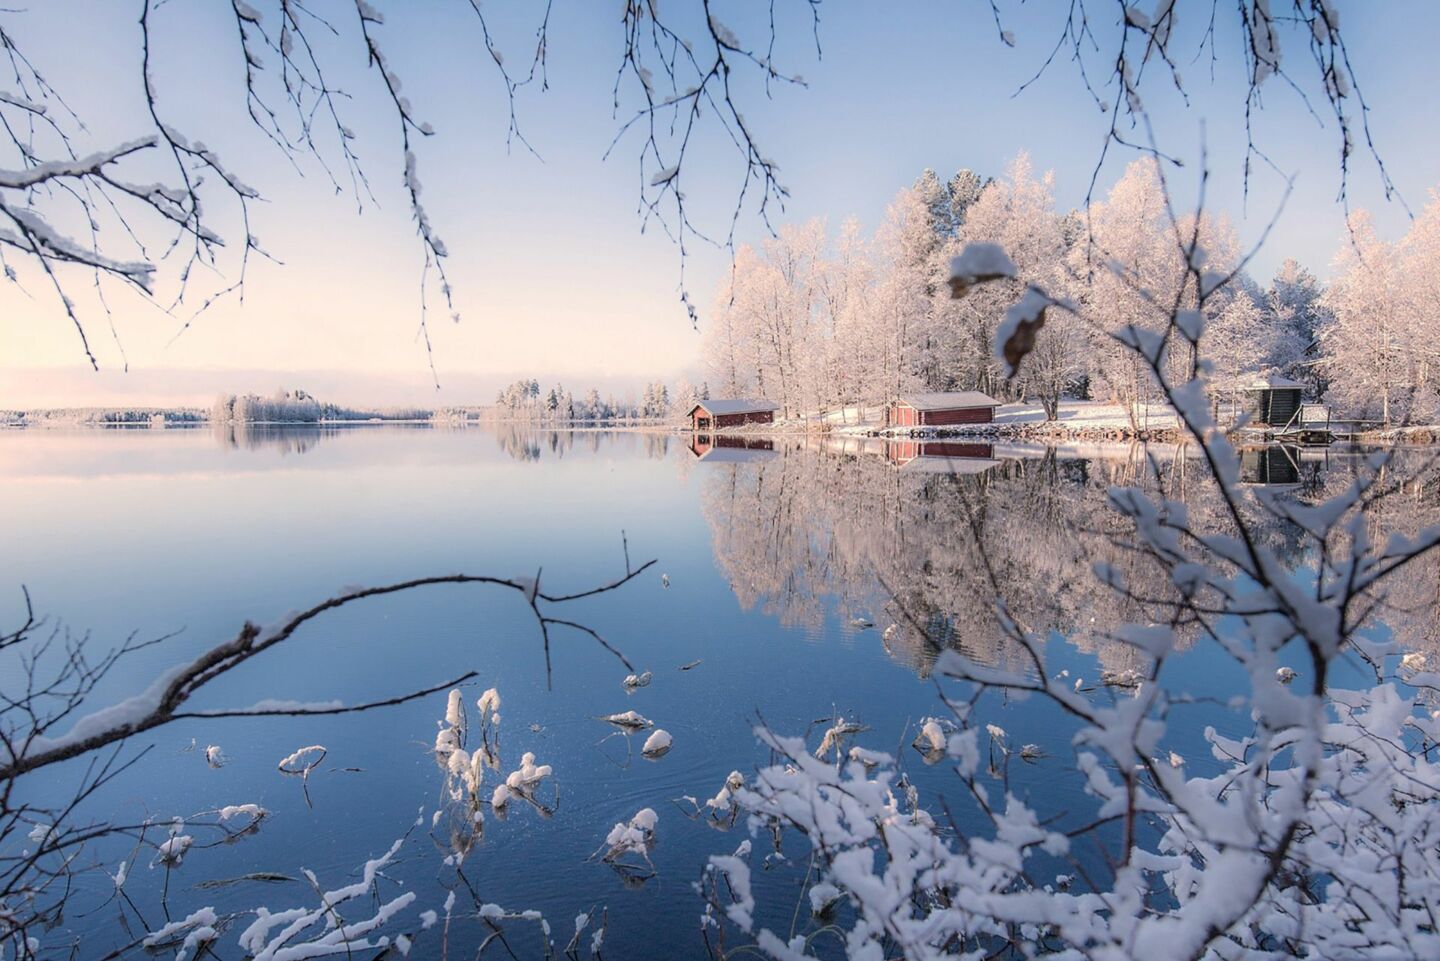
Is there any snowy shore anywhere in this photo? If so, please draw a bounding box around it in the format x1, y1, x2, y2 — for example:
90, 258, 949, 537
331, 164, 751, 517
718, 401, 1185, 442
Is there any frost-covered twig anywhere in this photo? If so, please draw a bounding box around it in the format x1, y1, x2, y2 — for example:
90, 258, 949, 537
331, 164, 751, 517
1, 543, 654, 778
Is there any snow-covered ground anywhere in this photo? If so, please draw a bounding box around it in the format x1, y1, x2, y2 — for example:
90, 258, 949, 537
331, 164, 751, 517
715, 400, 1181, 438
820, 400, 1179, 437
993, 401, 1177, 430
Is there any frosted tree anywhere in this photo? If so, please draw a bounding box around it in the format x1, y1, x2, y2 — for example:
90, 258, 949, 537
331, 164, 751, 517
946, 152, 1074, 410
872, 187, 937, 397
583, 388, 604, 421
1206, 289, 1268, 420
671, 379, 700, 423
1075, 158, 1240, 426
1318, 210, 1413, 425
822, 218, 881, 416
1266, 258, 1327, 384
716, 220, 828, 417
947, 168, 988, 230
1397, 189, 1440, 412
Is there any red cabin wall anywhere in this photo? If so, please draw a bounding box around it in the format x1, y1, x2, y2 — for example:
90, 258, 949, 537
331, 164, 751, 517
714, 410, 774, 428
920, 407, 994, 426
888, 404, 919, 427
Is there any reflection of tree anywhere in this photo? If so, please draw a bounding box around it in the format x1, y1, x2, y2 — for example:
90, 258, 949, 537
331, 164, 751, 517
484, 425, 680, 464
700, 441, 1440, 676
210, 421, 338, 454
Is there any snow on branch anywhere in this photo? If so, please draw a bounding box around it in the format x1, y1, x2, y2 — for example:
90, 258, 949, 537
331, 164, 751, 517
0, 537, 654, 780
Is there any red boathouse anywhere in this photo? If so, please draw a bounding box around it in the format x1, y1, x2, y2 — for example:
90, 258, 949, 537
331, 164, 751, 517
688, 400, 779, 431
886, 392, 1000, 428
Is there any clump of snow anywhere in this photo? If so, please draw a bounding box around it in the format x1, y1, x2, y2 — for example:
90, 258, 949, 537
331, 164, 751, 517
641, 729, 672, 758
708, 845, 755, 932
217, 803, 267, 823
277, 744, 326, 775
477, 687, 501, 722
602, 807, 657, 862
155, 833, 192, 866
948, 242, 1017, 297
598, 710, 653, 729
144, 907, 218, 961
492, 751, 552, 810
706, 771, 746, 813
912, 718, 949, 760
814, 719, 865, 760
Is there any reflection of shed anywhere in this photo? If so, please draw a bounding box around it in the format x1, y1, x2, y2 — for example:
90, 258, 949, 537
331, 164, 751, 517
1242, 374, 1304, 427
886, 392, 999, 428
688, 400, 779, 431
884, 440, 1000, 475
689, 434, 777, 461
1240, 445, 1301, 485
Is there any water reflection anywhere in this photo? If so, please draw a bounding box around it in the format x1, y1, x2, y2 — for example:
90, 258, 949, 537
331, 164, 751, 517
169, 423, 1440, 673
688, 434, 777, 461
697, 437, 1440, 677
488, 423, 676, 462
208, 421, 377, 454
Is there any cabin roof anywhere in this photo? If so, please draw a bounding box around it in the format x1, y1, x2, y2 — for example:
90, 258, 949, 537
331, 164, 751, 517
896, 391, 1001, 411
1240, 373, 1303, 390
690, 399, 780, 416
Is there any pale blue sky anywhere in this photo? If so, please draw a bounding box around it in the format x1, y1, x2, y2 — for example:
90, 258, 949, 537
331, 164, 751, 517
2, 1, 1436, 406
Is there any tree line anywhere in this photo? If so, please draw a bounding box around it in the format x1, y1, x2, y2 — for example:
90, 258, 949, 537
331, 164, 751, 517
487, 379, 711, 423
704, 153, 1438, 428
211, 390, 429, 423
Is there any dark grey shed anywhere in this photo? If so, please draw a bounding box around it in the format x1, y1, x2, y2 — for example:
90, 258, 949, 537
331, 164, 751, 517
1242, 374, 1304, 427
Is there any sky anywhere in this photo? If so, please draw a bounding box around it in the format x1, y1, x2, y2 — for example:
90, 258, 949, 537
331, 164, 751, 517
2, 0, 1438, 408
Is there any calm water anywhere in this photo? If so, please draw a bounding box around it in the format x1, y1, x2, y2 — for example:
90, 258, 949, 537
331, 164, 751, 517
1, 425, 1432, 958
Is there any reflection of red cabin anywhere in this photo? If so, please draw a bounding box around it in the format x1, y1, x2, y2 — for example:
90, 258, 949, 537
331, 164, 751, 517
886, 392, 999, 428
884, 440, 998, 474
688, 400, 779, 431
689, 434, 778, 461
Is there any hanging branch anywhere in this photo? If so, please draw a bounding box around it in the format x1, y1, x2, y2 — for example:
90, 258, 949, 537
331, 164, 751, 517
0, 538, 655, 780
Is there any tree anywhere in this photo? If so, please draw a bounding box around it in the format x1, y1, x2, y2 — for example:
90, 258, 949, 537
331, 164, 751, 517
948, 152, 1073, 411
584, 388, 605, 421
1206, 288, 1268, 418
716, 220, 828, 417
1266, 258, 1326, 379
1073, 158, 1242, 427
1318, 210, 1412, 425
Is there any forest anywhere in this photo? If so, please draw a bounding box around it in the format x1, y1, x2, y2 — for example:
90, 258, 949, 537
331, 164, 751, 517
703, 154, 1440, 428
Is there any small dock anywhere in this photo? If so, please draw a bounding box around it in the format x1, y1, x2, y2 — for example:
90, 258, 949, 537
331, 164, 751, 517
1238, 405, 1381, 444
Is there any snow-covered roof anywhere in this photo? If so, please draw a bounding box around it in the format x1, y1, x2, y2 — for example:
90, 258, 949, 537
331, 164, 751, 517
896, 391, 1001, 411
1242, 373, 1303, 390
691, 399, 780, 416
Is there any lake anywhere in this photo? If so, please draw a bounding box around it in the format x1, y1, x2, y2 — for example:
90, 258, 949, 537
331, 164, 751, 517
1, 425, 1433, 958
